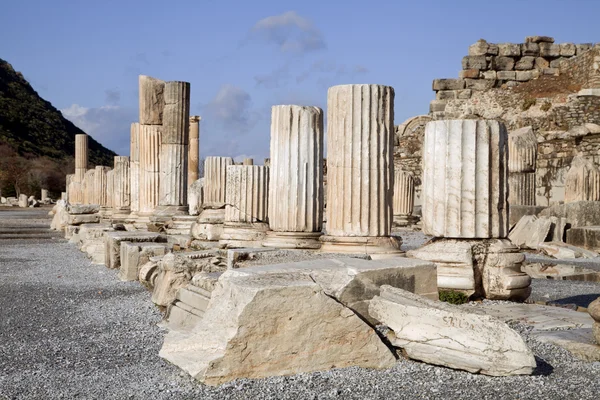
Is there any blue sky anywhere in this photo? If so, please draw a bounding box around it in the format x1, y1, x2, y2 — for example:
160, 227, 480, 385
1, 0, 598, 161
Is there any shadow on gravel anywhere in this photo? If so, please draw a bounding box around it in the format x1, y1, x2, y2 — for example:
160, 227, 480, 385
532, 356, 554, 376
551, 294, 600, 308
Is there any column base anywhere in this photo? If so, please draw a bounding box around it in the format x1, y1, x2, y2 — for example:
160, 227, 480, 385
219, 222, 269, 249
319, 235, 405, 259
263, 231, 322, 249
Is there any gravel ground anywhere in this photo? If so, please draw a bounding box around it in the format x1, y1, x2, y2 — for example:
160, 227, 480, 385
1, 209, 600, 399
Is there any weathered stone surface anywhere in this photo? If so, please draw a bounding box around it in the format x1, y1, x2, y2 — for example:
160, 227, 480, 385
516, 71, 533, 81
93, 166, 110, 207
393, 170, 414, 217
50, 200, 69, 231
540, 201, 600, 227
139, 124, 161, 214
78, 223, 114, 264
18, 194, 28, 208
493, 56, 515, 71
515, 56, 535, 70
139, 75, 165, 125
408, 239, 531, 301
130, 123, 140, 214
539, 43, 560, 57
589, 298, 600, 344
67, 204, 99, 215
120, 242, 170, 281
459, 69, 480, 79
465, 79, 495, 90
67, 213, 100, 225
564, 157, 600, 203
521, 42, 540, 56
525, 36, 554, 44
508, 126, 537, 173
113, 156, 130, 212
422, 120, 508, 239
538, 242, 598, 259
104, 231, 167, 269
576, 43, 593, 54
509, 172, 536, 206
369, 286, 536, 376
159, 268, 396, 385
188, 178, 204, 216
509, 215, 552, 249
482, 70, 496, 80
566, 226, 600, 251
468, 39, 490, 56
498, 43, 521, 57
432, 79, 465, 91
534, 57, 550, 70
497, 71, 516, 80
224, 165, 269, 224
203, 157, 234, 208
462, 56, 487, 70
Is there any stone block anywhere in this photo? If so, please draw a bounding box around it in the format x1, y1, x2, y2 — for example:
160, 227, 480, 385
465, 78, 495, 90
508, 215, 553, 249
508, 205, 547, 228
432, 79, 465, 91
436, 90, 457, 100
159, 267, 396, 385
538, 242, 598, 259
565, 157, 600, 203
539, 43, 560, 57
119, 242, 170, 281
566, 226, 600, 251
497, 71, 516, 80
515, 71, 533, 81
459, 69, 480, 79
535, 57, 550, 70
515, 56, 535, 70
67, 204, 100, 214
457, 89, 472, 99
462, 56, 488, 70
498, 43, 521, 57
550, 57, 566, 68
493, 56, 515, 71
469, 39, 489, 56
578, 89, 600, 96
429, 100, 447, 113
560, 43, 576, 57
542, 68, 559, 76
521, 42, 540, 57
104, 231, 167, 269
576, 43, 593, 54
540, 201, 600, 227
525, 36, 554, 44
482, 70, 496, 80
67, 214, 100, 225
369, 285, 536, 376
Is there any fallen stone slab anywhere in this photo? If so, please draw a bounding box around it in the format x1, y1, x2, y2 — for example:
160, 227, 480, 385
538, 241, 598, 259
119, 242, 170, 281
67, 204, 100, 215
369, 285, 536, 376
509, 215, 552, 249
509, 205, 546, 229
567, 226, 600, 251
104, 231, 167, 269
159, 270, 396, 385
67, 214, 100, 226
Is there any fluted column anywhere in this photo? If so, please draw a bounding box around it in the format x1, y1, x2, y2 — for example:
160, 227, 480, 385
75, 134, 88, 183
130, 123, 140, 214
321, 84, 401, 257
83, 169, 95, 205
106, 170, 114, 209
139, 125, 161, 214
158, 81, 190, 214
220, 165, 270, 248
422, 119, 509, 238
393, 170, 415, 226
139, 75, 165, 125
264, 105, 323, 249
188, 116, 200, 187
113, 156, 130, 212
94, 166, 110, 207
203, 156, 234, 208
565, 157, 600, 203
243, 158, 254, 165
508, 126, 537, 206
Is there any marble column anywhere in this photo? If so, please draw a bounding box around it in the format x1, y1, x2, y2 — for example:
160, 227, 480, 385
65, 174, 74, 203
393, 170, 416, 227
320, 84, 402, 257
243, 158, 254, 165
156, 81, 190, 218
565, 156, 600, 203
188, 116, 200, 187
421, 119, 509, 238
263, 105, 324, 249
83, 169, 95, 205
41, 189, 48, 202
139, 125, 161, 215
220, 165, 270, 248
94, 166, 110, 207
75, 134, 88, 183
106, 169, 114, 209
139, 75, 165, 125
130, 123, 140, 215
113, 156, 131, 215
508, 126, 537, 206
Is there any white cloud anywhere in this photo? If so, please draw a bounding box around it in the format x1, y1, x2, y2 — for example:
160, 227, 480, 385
251, 11, 326, 54
204, 85, 258, 133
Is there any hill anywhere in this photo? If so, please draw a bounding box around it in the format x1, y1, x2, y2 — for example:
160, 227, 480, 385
0, 57, 116, 165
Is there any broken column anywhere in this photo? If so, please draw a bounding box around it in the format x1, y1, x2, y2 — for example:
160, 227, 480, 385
188, 116, 200, 187
263, 105, 324, 249
130, 123, 140, 216
411, 119, 530, 301
112, 156, 130, 219
393, 170, 416, 227
320, 84, 402, 257
565, 156, 600, 203
508, 126, 537, 206
139, 75, 165, 125
220, 165, 270, 248
192, 156, 233, 245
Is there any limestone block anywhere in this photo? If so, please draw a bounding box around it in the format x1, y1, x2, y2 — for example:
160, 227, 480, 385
468, 39, 490, 56
542, 68, 559, 76
539, 43, 560, 57
509, 172, 536, 206
459, 69, 480, 79
540, 201, 600, 227
497, 71, 516, 80
203, 157, 234, 208
549, 57, 564, 68
393, 170, 414, 217
457, 89, 472, 99
526, 36, 554, 43
516, 71, 533, 81
462, 56, 487, 70
493, 56, 515, 71
139, 75, 165, 125
159, 270, 396, 385
78, 223, 114, 264
429, 100, 447, 113
268, 105, 324, 234
576, 43, 593, 55
159, 143, 188, 207
482, 70, 496, 80
67, 204, 100, 214
508, 215, 552, 249
421, 120, 509, 239
515, 56, 535, 70
139, 259, 160, 290
498, 43, 521, 57
436, 90, 457, 100
67, 214, 100, 225
432, 79, 465, 91
119, 242, 169, 281
566, 226, 600, 251
106, 170, 114, 208
369, 286, 536, 376
535, 57, 550, 70
103, 231, 167, 269
50, 201, 69, 231
83, 169, 95, 205
188, 178, 204, 216
464, 79, 495, 90
538, 242, 598, 259
521, 42, 540, 57
564, 157, 600, 203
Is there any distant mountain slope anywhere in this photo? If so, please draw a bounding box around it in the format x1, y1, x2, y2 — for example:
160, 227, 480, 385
0, 57, 116, 166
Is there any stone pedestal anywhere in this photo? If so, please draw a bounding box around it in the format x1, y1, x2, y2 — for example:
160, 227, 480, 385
220, 165, 270, 248
113, 156, 131, 219
138, 125, 161, 222
565, 157, 600, 203
263, 105, 324, 249
188, 116, 200, 188
508, 126, 537, 206
393, 170, 417, 227
422, 119, 509, 238
155, 81, 190, 220
130, 123, 140, 215
408, 239, 531, 301
320, 84, 402, 258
